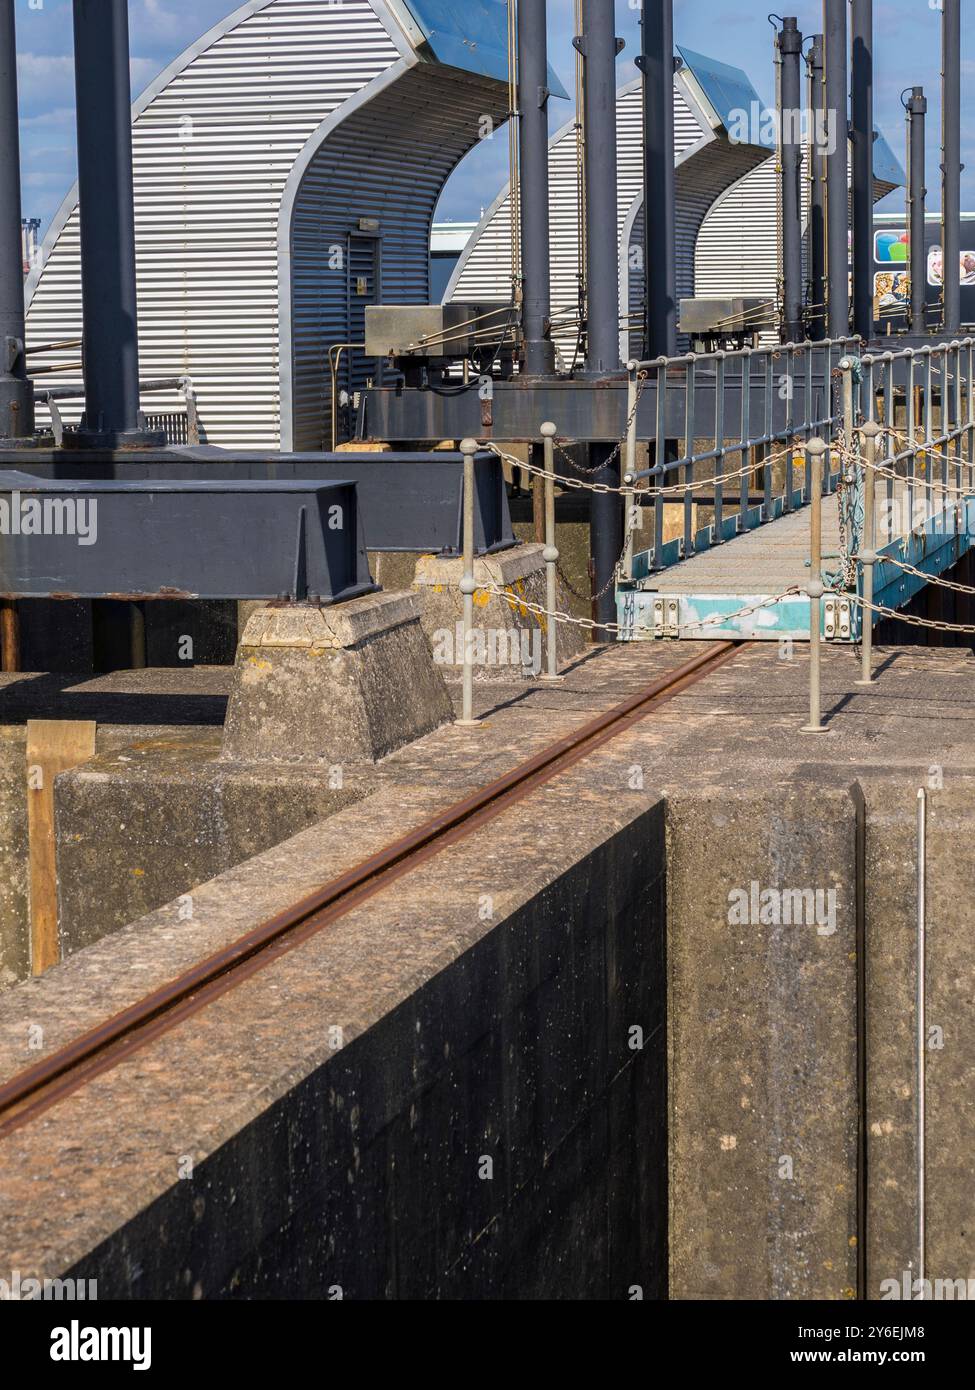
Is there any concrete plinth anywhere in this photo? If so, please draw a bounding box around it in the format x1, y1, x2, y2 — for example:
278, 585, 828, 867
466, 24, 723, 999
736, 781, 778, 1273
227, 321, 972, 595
412, 543, 585, 682
221, 592, 452, 764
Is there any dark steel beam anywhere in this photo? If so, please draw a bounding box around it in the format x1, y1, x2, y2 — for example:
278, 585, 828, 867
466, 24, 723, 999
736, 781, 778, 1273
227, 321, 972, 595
850, 0, 873, 342
823, 0, 849, 339
517, 0, 555, 377
807, 35, 827, 340
0, 0, 33, 441
941, 0, 961, 334
907, 87, 928, 334
71, 0, 156, 445
0, 474, 376, 601
778, 18, 804, 343
638, 0, 676, 359
0, 452, 515, 556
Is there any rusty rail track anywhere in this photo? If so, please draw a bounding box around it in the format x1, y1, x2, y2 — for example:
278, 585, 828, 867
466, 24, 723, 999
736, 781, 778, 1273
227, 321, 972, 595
0, 639, 745, 1141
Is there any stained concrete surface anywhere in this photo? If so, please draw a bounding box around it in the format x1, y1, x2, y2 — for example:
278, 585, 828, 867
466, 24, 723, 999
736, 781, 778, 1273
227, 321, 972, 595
0, 640, 973, 1298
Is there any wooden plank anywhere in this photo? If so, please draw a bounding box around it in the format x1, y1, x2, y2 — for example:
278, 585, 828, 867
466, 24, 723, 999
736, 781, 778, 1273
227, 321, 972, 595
26, 720, 97, 976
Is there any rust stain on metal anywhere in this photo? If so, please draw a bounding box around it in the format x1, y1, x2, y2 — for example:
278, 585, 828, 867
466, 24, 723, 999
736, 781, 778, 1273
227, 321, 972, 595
0, 640, 746, 1141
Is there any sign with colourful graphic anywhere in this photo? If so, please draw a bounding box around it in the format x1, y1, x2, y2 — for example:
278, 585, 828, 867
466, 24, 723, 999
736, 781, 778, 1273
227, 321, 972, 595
875, 229, 910, 263
874, 271, 910, 320
927, 246, 975, 286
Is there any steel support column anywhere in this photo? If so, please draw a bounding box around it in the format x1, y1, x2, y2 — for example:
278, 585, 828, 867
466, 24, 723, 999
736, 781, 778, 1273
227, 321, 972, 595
0, 0, 33, 441
778, 18, 804, 343
517, 0, 555, 377
807, 35, 827, 340
576, 0, 623, 637
71, 0, 155, 445
823, 0, 849, 339
638, 0, 676, 359
941, 0, 961, 335
850, 0, 874, 342
907, 88, 928, 334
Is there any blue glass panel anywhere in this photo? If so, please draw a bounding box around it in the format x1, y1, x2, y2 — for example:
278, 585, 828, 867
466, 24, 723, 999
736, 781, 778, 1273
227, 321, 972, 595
677, 45, 773, 147
398, 0, 568, 97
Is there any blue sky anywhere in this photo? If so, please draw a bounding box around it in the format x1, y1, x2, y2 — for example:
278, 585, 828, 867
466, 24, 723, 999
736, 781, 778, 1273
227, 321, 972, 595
13, 0, 971, 234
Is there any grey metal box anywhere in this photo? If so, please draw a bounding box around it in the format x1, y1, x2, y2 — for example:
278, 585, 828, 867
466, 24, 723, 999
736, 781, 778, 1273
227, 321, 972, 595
364, 303, 507, 358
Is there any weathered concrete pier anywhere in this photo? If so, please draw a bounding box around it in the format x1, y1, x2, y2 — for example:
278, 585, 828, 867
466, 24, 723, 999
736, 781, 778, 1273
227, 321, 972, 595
0, 637, 972, 1299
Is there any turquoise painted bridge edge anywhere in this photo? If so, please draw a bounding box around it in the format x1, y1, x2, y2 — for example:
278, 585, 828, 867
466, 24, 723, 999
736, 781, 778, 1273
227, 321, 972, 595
617, 496, 975, 642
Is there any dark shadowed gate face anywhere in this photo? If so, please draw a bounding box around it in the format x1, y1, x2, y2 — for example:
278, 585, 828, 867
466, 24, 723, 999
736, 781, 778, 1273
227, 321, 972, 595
340, 233, 381, 443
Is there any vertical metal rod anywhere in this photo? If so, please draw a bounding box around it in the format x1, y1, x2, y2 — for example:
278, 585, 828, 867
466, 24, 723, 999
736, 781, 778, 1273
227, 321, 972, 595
850, 0, 874, 343
941, 0, 961, 336
622, 371, 638, 580
802, 437, 829, 733
739, 350, 751, 527
72, 0, 144, 441
578, 0, 622, 376
684, 358, 695, 552
458, 438, 480, 726
907, 88, 928, 334
639, 0, 676, 358
856, 422, 879, 684
539, 421, 561, 680
916, 785, 927, 1295
0, 0, 33, 440
653, 358, 666, 561
578, 0, 623, 638
807, 36, 827, 340
824, 0, 849, 339
966, 338, 974, 486
517, 0, 555, 377
778, 18, 804, 343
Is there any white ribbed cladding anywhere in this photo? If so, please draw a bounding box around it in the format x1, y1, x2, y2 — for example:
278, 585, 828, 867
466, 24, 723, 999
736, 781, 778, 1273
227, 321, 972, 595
625, 137, 773, 358
447, 77, 706, 363
694, 149, 902, 327
288, 62, 509, 450
25, 0, 402, 448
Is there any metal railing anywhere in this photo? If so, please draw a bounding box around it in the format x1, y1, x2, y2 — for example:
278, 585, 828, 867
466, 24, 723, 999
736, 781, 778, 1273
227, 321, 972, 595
620, 336, 860, 579
33, 375, 200, 447
802, 338, 975, 727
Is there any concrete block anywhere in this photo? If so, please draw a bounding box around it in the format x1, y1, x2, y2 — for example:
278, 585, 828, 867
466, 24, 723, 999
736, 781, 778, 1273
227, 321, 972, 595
667, 781, 861, 1300
55, 732, 372, 957
221, 592, 453, 764
412, 543, 585, 682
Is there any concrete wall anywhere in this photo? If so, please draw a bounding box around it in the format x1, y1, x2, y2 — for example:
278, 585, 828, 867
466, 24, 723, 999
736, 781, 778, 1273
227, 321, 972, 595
53, 799, 668, 1299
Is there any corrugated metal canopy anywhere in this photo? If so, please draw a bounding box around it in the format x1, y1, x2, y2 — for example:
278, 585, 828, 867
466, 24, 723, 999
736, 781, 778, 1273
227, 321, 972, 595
389, 0, 568, 94
676, 45, 775, 149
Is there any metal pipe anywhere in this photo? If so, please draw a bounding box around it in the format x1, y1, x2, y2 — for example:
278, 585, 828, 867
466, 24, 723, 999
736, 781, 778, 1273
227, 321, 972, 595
517, 0, 555, 377
850, 0, 874, 342
639, 0, 676, 358
72, 0, 145, 441
778, 18, 804, 343
577, 0, 623, 638
907, 89, 928, 334
823, 0, 849, 339
458, 438, 480, 727
539, 421, 561, 681
807, 36, 827, 341
855, 421, 879, 684
802, 436, 829, 733
941, 0, 961, 335
577, 0, 621, 375
0, 0, 33, 440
